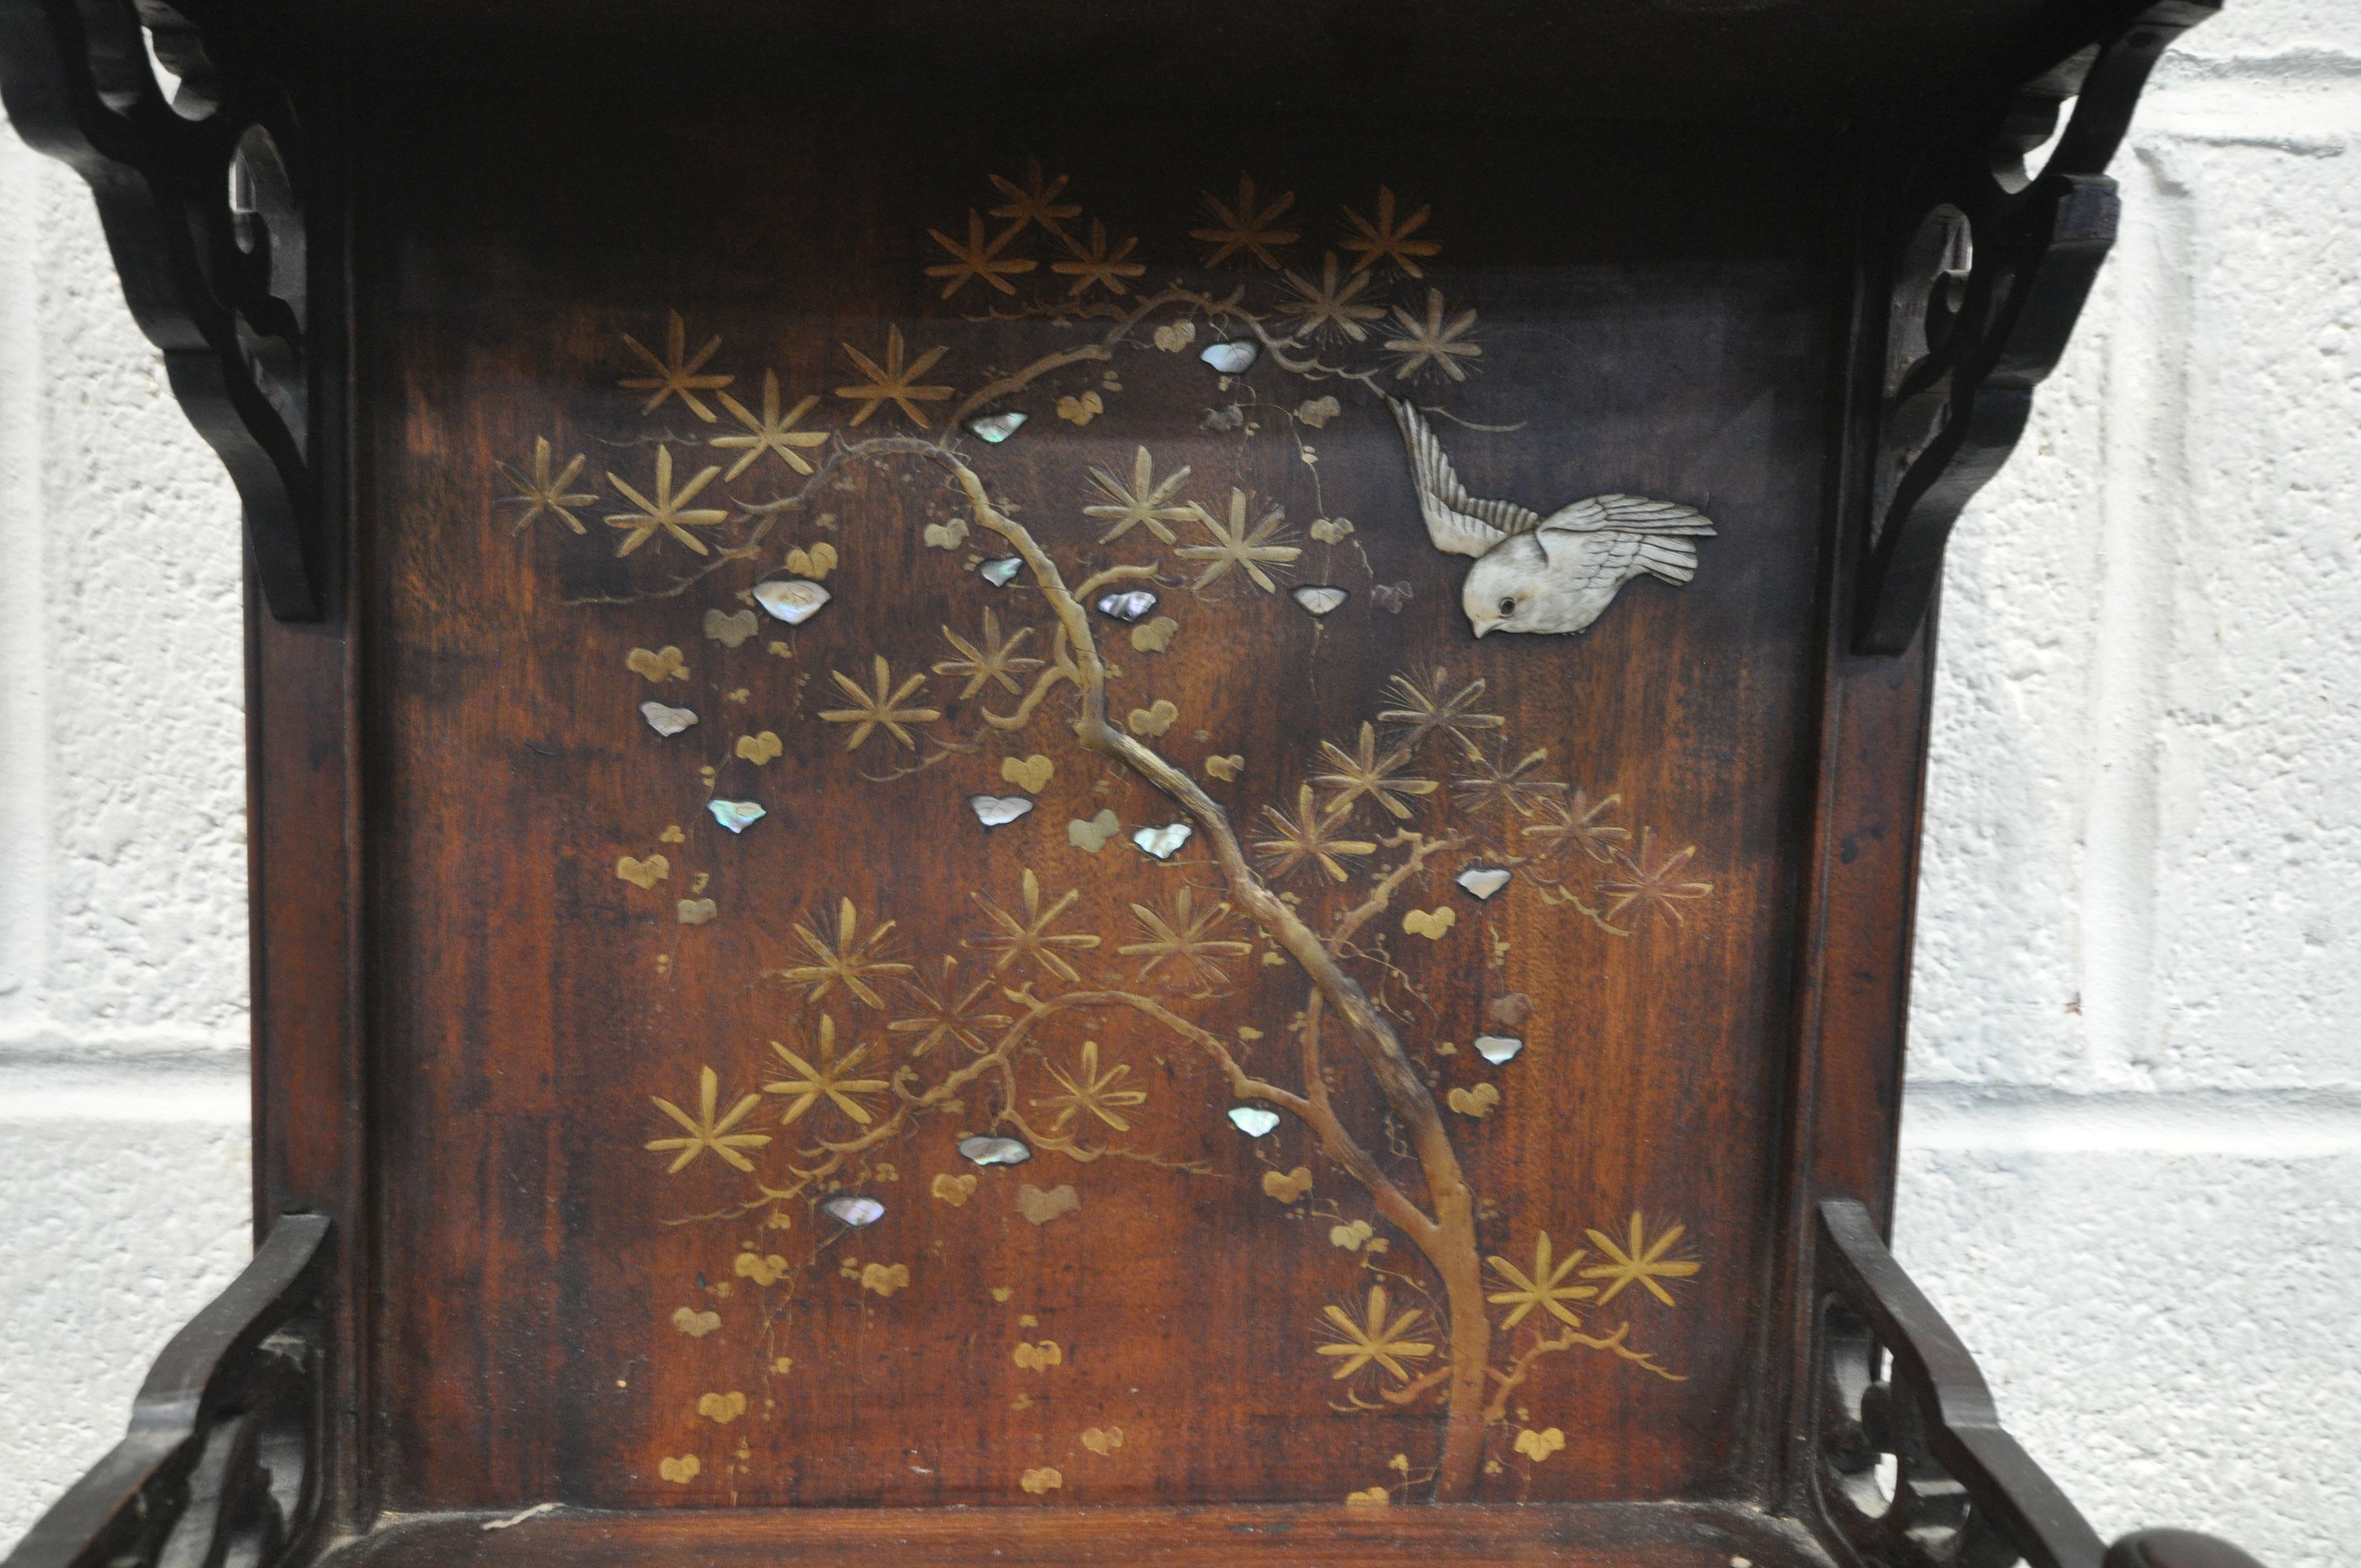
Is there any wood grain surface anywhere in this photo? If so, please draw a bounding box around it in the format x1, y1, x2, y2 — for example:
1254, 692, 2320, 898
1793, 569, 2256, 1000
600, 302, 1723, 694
347, 93, 1856, 1514
325, 1501, 1835, 1568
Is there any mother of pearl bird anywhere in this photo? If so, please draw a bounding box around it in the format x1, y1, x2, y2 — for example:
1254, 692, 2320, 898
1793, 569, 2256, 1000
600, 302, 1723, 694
1389, 399, 1716, 638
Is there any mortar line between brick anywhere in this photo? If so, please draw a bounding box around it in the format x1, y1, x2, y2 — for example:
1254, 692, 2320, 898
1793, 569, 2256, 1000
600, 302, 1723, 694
1902, 1079, 2361, 1155
2076, 149, 2195, 1085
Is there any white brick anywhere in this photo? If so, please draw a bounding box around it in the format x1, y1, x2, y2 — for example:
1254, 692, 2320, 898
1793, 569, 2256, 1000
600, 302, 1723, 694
33, 195, 248, 1039
2170, 4, 2361, 67
1917, 71, 2361, 1095
0, 1118, 249, 1549
1896, 1149, 2361, 1568
0, 110, 253, 1559
1910, 268, 2118, 1088
2140, 132, 2361, 1089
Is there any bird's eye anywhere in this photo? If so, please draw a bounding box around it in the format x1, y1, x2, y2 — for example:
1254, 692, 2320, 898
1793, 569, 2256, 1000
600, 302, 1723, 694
1497, 597, 1516, 617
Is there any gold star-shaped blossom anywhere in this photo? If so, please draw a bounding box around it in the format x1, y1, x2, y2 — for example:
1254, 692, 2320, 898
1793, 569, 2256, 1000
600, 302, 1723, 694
768, 896, 912, 1009
987, 159, 1081, 239
1580, 1213, 1700, 1306
1255, 785, 1377, 884
1314, 722, 1438, 821
618, 311, 733, 422
1597, 830, 1712, 930
496, 437, 595, 535
925, 210, 1038, 299
965, 867, 1101, 983
761, 1013, 890, 1128
1084, 447, 1196, 545
1190, 173, 1299, 268
1522, 790, 1631, 871
645, 1066, 769, 1174
887, 956, 1011, 1058
1487, 1232, 1599, 1330
1032, 1039, 1149, 1134
1339, 187, 1440, 277
1377, 668, 1505, 758
1384, 288, 1482, 383
818, 655, 940, 750
1177, 488, 1300, 594
1116, 886, 1252, 988
833, 326, 953, 429
710, 371, 829, 480
932, 608, 1042, 699
1451, 742, 1567, 823
603, 445, 730, 557
1315, 1284, 1434, 1383
1276, 251, 1388, 344
1051, 219, 1147, 298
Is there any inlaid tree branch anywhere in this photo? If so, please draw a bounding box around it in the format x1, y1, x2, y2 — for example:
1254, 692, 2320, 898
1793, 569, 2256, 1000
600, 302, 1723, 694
535, 159, 1728, 1505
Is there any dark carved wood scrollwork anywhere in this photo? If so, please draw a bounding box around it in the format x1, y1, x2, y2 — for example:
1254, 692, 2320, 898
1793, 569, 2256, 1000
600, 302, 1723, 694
0, 0, 318, 619
1, 1215, 331, 1568
1813, 1201, 2269, 1568
1815, 1199, 2098, 1568
1853, 0, 2217, 655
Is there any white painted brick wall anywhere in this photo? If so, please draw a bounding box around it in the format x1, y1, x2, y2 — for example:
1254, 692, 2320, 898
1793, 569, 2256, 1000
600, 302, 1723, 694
0, 83, 254, 1562
1898, 25, 2361, 1568
2, 15, 2354, 1562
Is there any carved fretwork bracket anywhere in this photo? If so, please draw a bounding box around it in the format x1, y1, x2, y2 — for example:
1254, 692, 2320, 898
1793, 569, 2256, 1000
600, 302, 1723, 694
1853, 0, 2217, 656
1814, 1200, 2101, 1568
1, 1215, 331, 1568
0, 0, 318, 619
1811, 1201, 2267, 1568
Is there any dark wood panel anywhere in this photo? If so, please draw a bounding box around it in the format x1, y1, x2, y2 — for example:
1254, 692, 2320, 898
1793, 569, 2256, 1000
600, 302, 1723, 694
357, 96, 1843, 1511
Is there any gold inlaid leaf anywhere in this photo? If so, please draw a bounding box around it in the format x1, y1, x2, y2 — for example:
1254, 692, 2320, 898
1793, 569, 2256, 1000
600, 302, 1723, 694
1265, 1162, 1322, 1199
1445, 1082, 1501, 1118
1014, 1183, 1080, 1225
696, 1391, 748, 1424
704, 608, 759, 647
1514, 1427, 1567, 1462
1002, 754, 1054, 794
1402, 906, 1457, 939
733, 1250, 787, 1287
626, 645, 688, 683
1067, 810, 1121, 853
615, 854, 670, 889
1125, 699, 1179, 738
670, 1307, 721, 1338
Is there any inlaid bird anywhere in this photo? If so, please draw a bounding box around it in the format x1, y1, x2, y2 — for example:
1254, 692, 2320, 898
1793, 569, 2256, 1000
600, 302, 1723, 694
1389, 399, 1716, 638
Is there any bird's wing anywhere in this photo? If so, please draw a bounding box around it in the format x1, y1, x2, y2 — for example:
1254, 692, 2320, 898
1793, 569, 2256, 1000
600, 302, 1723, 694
1536, 522, 1702, 589
1541, 492, 1717, 536
1537, 530, 1649, 593
1389, 399, 1542, 559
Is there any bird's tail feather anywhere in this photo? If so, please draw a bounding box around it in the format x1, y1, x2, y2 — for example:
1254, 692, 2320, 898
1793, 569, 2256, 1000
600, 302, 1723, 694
1637, 537, 1698, 585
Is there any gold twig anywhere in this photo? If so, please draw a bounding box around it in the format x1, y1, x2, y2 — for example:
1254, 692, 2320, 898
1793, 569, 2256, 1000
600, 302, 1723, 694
948, 345, 1114, 432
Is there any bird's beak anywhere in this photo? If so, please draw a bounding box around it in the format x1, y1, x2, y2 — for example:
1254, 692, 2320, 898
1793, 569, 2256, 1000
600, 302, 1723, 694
1472, 618, 1494, 639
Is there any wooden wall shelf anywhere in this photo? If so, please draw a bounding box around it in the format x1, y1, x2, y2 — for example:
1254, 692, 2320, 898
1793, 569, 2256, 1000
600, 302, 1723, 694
0, 2, 2272, 1566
